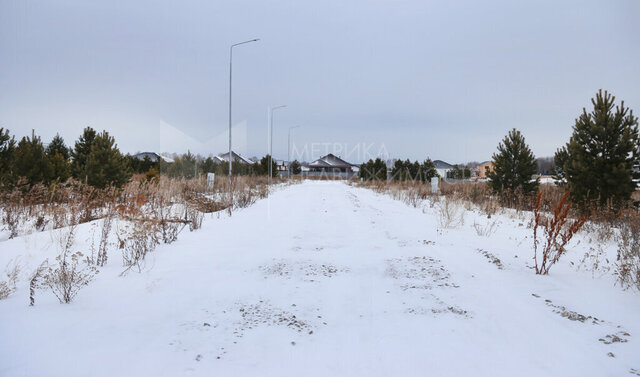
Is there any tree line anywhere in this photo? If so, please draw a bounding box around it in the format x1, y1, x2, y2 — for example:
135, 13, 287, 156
0, 127, 282, 190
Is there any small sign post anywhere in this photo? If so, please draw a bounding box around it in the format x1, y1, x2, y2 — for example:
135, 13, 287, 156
207, 173, 215, 189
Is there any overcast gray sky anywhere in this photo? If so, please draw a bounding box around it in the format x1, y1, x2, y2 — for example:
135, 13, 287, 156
1, 0, 639, 163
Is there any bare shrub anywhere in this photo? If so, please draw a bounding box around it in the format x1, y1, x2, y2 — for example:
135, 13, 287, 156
473, 220, 497, 237
96, 206, 115, 267
616, 219, 640, 290
43, 226, 98, 303
185, 206, 203, 231
3, 189, 23, 239
438, 197, 464, 229
234, 187, 257, 209
0, 258, 21, 300
533, 191, 587, 275
43, 252, 97, 303
577, 244, 612, 277
121, 221, 159, 274
29, 260, 48, 306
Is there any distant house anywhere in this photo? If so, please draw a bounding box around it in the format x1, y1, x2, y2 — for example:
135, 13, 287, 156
276, 160, 288, 172
476, 161, 494, 179
217, 151, 253, 165
433, 160, 454, 178
132, 152, 173, 163
308, 154, 356, 173
210, 155, 225, 164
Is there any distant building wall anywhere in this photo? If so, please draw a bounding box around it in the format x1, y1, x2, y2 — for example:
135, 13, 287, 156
476, 161, 494, 178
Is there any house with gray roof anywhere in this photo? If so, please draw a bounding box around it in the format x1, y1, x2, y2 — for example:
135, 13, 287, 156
308, 154, 356, 173
433, 160, 454, 178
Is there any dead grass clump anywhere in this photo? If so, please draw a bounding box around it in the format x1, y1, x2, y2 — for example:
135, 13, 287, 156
616, 214, 640, 290
0, 258, 20, 300
120, 221, 159, 274
439, 197, 465, 229
473, 220, 498, 237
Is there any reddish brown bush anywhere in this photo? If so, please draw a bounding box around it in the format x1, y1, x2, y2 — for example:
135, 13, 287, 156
533, 191, 587, 275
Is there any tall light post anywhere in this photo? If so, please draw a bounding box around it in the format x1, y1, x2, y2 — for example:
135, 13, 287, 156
228, 38, 260, 188
268, 105, 286, 185
288, 125, 300, 179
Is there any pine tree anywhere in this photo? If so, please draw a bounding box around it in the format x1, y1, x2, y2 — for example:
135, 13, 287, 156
0, 128, 16, 188
46, 134, 70, 182
289, 160, 301, 175
71, 127, 97, 181
48, 152, 70, 182
83, 131, 131, 188
199, 157, 219, 176
167, 156, 184, 178
391, 160, 407, 180
14, 134, 53, 186
359, 158, 387, 181
181, 151, 197, 179
555, 90, 639, 208
260, 155, 278, 177
552, 146, 569, 182
419, 159, 438, 182
488, 128, 538, 195
46, 134, 70, 161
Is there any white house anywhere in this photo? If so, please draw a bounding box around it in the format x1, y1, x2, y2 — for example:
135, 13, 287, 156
433, 160, 454, 178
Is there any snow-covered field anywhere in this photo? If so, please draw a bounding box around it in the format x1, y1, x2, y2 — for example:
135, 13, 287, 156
1, 180, 638, 376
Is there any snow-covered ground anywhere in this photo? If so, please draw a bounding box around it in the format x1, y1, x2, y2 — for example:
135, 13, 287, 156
1, 180, 638, 376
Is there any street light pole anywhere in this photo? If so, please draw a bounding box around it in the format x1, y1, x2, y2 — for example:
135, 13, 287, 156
288, 125, 300, 179
268, 105, 286, 186
228, 38, 259, 189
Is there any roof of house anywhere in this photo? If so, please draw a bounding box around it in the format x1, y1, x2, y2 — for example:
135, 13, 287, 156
308, 153, 355, 169
433, 160, 454, 169
217, 151, 253, 165
133, 152, 173, 163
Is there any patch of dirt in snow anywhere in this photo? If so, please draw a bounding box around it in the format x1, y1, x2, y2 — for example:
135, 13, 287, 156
476, 248, 504, 269
260, 259, 349, 281
235, 301, 314, 336
387, 256, 470, 318
172, 301, 318, 362
386, 256, 455, 288
532, 294, 633, 355
405, 293, 471, 318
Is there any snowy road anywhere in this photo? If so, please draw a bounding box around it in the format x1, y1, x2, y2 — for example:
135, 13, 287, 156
1, 181, 639, 376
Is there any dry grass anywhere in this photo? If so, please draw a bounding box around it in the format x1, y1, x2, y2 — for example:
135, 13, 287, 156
1, 175, 279, 303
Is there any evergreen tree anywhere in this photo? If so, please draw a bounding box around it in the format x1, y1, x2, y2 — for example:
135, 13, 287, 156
71, 127, 97, 180
555, 90, 639, 208
199, 157, 219, 176
83, 131, 131, 188
0, 128, 16, 188
46, 134, 70, 161
46, 134, 70, 182
419, 159, 438, 182
14, 134, 53, 185
182, 151, 197, 179
359, 158, 387, 181
167, 156, 184, 178
260, 155, 278, 177
391, 160, 406, 180
552, 146, 569, 182
289, 160, 302, 175
48, 152, 70, 182
488, 128, 538, 195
